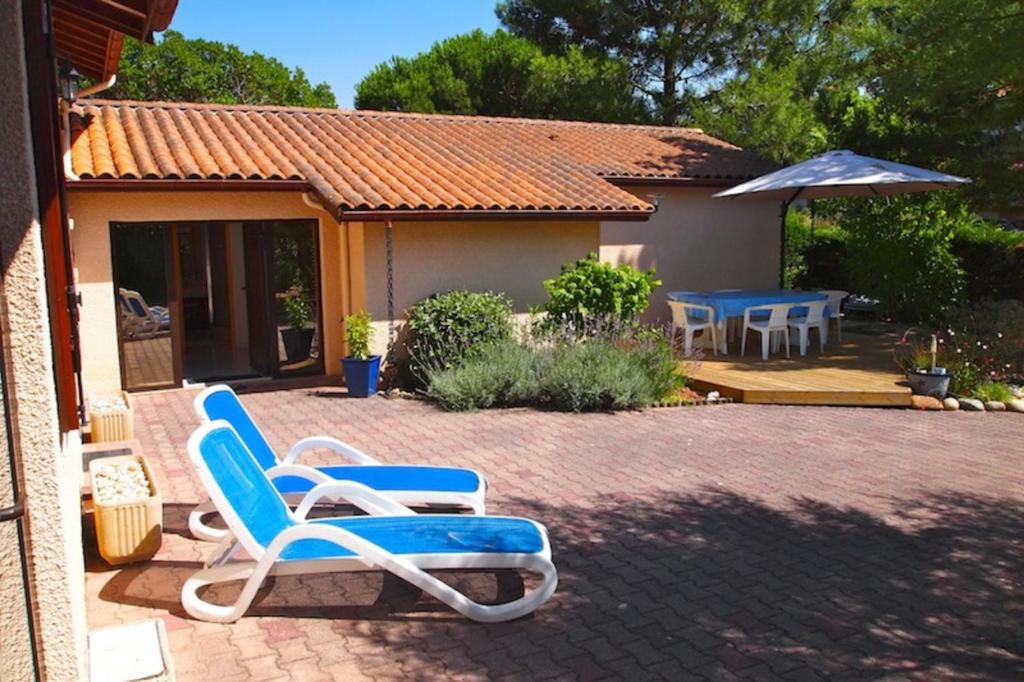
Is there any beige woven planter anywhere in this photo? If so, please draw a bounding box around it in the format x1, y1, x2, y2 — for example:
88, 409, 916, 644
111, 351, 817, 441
90, 454, 162, 565
89, 391, 134, 443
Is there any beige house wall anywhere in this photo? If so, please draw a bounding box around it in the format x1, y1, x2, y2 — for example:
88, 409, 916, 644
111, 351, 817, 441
360, 219, 600, 357
67, 191, 349, 398
600, 185, 780, 324
0, 3, 88, 679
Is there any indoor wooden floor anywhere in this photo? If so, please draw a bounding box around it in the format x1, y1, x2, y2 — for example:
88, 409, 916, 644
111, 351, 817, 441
687, 321, 912, 407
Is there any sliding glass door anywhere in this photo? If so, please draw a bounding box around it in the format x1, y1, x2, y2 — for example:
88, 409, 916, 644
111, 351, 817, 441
111, 223, 179, 390
243, 220, 324, 378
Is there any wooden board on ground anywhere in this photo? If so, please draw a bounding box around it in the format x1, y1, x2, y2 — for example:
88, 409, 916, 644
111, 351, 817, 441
687, 326, 912, 407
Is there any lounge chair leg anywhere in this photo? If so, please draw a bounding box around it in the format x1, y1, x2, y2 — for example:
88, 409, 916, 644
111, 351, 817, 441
761, 332, 769, 361
784, 329, 791, 358
799, 327, 808, 356
189, 499, 230, 542
741, 327, 747, 356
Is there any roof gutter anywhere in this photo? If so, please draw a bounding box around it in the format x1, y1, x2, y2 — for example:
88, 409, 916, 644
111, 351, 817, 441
337, 208, 654, 222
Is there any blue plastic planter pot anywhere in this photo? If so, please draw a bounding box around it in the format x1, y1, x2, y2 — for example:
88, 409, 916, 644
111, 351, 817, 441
341, 356, 381, 397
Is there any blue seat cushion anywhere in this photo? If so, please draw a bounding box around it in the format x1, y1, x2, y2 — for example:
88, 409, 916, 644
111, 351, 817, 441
280, 515, 544, 560
271, 465, 482, 495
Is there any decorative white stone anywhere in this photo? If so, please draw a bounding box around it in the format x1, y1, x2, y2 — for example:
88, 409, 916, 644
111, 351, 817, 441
706, 391, 720, 402
1006, 399, 1024, 414
984, 400, 1007, 412
942, 397, 960, 411
959, 398, 985, 411
92, 459, 151, 505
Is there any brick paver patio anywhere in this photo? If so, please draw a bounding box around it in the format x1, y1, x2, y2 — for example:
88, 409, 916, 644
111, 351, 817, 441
85, 386, 1024, 680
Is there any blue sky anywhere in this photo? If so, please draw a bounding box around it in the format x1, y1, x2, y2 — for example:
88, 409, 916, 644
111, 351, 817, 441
168, 1, 501, 108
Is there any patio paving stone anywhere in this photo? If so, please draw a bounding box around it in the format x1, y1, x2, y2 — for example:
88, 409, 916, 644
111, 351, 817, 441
84, 385, 1024, 680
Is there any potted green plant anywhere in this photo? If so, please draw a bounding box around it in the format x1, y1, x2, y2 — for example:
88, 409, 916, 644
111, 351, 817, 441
342, 311, 380, 397
280, 286, 314, 363
895, 330, 950, 398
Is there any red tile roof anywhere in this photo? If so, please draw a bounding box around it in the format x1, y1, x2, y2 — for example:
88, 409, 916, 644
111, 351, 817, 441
68, 100, 774, 219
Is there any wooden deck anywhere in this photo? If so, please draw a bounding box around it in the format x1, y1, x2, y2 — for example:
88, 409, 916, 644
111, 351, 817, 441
687, 323, 912, 407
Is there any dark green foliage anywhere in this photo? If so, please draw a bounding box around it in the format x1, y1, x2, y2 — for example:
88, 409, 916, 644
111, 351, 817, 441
355, 29, 646, 122
107, 30, 336, 106
543, 253, 660, 325
951, 223, 1024, 303
406, 290, 514, 380
791, 197, 1023, 323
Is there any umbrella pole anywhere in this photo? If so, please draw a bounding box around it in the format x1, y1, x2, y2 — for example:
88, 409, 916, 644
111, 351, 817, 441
779, 199, 791, 288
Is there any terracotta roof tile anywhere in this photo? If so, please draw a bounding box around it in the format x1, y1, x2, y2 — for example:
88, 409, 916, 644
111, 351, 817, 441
68, 100, 775, 218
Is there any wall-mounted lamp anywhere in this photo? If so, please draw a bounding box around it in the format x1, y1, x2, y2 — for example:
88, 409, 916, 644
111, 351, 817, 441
58, 59, 82, 104
646, 193, 663, 210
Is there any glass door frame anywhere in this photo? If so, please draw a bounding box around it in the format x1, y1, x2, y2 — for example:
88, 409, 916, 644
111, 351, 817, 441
245, 219, 325, 379
110, 222, 183, 391
110, 219, 325, 390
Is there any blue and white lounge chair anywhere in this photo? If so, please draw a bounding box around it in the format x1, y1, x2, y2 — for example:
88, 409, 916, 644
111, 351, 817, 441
182, 420, 557, 623
188, 385, 486, 541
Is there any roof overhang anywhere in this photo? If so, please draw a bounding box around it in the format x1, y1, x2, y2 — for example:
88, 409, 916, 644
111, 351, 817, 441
66, 178, 656, 222
52, 0, 179, 81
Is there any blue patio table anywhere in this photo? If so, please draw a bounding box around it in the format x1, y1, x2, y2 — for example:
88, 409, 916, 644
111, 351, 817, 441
668, 289, 830, 322
667, 289, 831, 353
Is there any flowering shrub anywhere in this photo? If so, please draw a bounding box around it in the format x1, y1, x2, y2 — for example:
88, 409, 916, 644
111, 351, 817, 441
937, 299, 1024, 391
898, 299, 1024, 394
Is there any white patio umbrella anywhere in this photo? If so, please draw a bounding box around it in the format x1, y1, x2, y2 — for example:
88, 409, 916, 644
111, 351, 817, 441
713, 150, 971, 284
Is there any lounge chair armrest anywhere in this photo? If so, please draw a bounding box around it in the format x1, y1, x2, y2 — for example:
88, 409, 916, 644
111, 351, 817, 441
283, 436, 379, 465
291, 478, 417, 519
265, 463, 334, 486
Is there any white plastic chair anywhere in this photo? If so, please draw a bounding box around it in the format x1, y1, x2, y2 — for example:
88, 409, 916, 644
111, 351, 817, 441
118, 287, 170, 338
740, 303, 792, 360
818, 290, 849, 343
787, 300, 828, 356
667, 300, 719, 356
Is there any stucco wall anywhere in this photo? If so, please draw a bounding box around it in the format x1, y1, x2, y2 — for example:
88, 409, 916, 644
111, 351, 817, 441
0, 3, 88, 679
67, 191, 348, 397
600, 185, 780, 324
360, 219, 600, 357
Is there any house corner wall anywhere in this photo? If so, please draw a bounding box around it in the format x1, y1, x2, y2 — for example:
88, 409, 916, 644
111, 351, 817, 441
0, 3, 88, 680
599, 185, 780, 324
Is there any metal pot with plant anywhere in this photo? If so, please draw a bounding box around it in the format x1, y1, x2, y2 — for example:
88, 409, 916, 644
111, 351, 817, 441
895, 329, 950, 398
342, 311, 380, 397
280, 286, 314, 363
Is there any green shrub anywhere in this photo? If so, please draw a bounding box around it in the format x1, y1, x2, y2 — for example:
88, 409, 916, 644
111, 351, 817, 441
421, 323, 685, 412
951, 221, 1024, 302
839, 194, 968, 324
973, 381, 1015, 403
344, 311, 374, 359
543, 253, 660, 324
406, 290, 514, 380
535, 328, 683, 412
423, 339, 539, 411
281, 286, 312, 330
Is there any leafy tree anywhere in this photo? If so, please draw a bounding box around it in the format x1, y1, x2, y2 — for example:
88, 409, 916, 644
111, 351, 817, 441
354, 29, 647, 122
497, 0, 796, 125
107, 30, 336, 107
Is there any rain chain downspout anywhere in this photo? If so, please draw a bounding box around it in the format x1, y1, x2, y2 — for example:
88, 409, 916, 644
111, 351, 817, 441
383, 220, 397, 389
